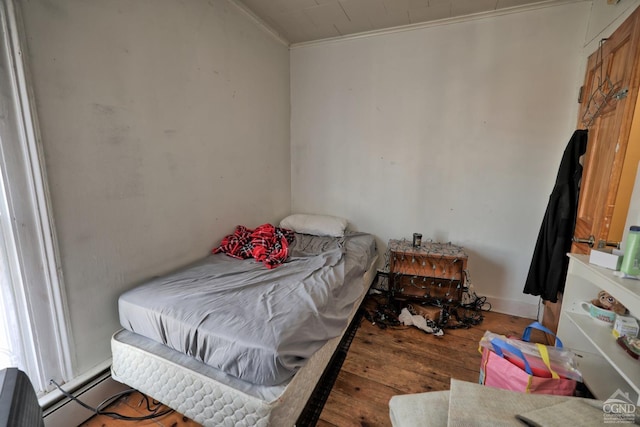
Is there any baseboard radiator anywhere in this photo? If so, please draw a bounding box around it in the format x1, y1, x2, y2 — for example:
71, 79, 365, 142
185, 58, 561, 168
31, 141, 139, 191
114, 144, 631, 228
42, 366, 128, 427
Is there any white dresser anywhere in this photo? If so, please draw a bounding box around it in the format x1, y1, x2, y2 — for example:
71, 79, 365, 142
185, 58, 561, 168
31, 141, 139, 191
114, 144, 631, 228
557, 254, 640, 404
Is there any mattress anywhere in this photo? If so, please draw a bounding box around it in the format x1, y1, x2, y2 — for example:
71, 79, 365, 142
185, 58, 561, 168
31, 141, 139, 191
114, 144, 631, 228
111, 251, 378, 426
118, 232, 375, 386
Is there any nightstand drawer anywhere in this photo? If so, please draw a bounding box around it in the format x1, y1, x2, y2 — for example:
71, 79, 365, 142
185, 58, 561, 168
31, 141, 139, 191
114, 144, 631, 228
390, 255, 464, 281
393, 274, 463, 302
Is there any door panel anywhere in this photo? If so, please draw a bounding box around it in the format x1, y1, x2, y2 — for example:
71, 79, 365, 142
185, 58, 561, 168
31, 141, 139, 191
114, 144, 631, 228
572, 9, 640, 254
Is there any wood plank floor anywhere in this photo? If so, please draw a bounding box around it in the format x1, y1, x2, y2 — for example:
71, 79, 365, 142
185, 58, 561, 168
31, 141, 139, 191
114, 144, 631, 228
81, 295, 538, 427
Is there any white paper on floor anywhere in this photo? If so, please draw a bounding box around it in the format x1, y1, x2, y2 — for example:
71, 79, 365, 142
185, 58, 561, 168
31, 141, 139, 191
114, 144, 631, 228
398, 307, 444, 336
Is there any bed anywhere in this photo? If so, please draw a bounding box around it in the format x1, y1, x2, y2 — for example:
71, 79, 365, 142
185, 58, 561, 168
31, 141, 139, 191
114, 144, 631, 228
111, 216, 377, 426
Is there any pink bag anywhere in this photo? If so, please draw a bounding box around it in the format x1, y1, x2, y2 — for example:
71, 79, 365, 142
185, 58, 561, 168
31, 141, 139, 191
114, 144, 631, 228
479, 322, 577, 396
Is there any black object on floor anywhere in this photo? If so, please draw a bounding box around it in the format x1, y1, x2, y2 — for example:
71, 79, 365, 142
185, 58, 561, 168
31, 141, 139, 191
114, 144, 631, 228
295, 307, 364, 426
0, 368, 44, 427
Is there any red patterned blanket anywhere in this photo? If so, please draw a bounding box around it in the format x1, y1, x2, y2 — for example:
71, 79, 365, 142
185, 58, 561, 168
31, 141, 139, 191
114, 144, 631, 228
213, 224, 295, 269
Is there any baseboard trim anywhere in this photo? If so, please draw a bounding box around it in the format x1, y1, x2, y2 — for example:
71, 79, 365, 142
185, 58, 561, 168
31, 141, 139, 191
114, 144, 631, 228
42, 366, 128, 427
486, 295, 539, 320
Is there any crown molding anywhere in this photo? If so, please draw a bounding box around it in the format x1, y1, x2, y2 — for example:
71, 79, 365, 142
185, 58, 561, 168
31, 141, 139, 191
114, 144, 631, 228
227, 0, 290, 47
290, 0, 587, 49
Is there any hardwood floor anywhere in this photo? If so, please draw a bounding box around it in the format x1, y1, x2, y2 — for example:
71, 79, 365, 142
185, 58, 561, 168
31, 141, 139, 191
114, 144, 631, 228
316, 298, 539, 427
82, 295, 538, 427
79, 392, 200, 427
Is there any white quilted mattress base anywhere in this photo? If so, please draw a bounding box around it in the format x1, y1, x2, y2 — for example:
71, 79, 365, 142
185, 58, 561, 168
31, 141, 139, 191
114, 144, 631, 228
111, 255, 378, 426
112, 335, 272, 426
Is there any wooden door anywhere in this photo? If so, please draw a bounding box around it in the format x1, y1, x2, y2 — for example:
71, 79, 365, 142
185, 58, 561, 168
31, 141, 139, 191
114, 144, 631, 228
543, 7, 640, 336
573, 8, 640, 254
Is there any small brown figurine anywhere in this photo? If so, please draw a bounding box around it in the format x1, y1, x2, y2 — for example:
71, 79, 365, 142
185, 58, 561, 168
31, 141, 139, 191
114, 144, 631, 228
592, 290, 627, 315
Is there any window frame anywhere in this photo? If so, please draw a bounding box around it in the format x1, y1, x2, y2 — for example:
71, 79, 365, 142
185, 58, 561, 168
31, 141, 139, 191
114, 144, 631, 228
0, 0, 72, 395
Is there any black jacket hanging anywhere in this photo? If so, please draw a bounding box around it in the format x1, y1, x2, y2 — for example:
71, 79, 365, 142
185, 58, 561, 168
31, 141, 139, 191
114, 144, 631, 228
523, 129, 588, 302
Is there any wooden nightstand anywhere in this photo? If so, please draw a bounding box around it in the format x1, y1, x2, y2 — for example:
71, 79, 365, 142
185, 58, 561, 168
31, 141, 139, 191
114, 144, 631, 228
388, 239, 468, 305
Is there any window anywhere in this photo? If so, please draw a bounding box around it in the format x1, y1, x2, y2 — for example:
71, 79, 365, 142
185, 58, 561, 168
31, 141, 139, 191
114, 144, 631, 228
0, 0, 72, 395
0, 231, 23, 371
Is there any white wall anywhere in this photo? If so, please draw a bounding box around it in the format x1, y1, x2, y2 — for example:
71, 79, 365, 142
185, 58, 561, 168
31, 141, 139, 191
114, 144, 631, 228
584, 0, 640, 52
290, 2, 591, 317
19, 0, 290, 376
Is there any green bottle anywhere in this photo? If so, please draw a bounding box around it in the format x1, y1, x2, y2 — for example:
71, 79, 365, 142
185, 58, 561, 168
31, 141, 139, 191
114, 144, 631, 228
621, 226, 640, 276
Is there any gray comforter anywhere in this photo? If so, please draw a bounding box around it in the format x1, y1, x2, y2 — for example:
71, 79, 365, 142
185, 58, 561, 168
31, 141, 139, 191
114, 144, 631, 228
118, 232, 375, 386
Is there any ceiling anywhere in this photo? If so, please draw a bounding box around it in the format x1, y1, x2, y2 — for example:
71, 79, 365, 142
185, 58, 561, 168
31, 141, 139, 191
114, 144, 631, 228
235, 0, 569, 45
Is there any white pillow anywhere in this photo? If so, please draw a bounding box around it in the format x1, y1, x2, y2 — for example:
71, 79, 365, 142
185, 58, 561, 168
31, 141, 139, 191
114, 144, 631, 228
279, 214, 348, 237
